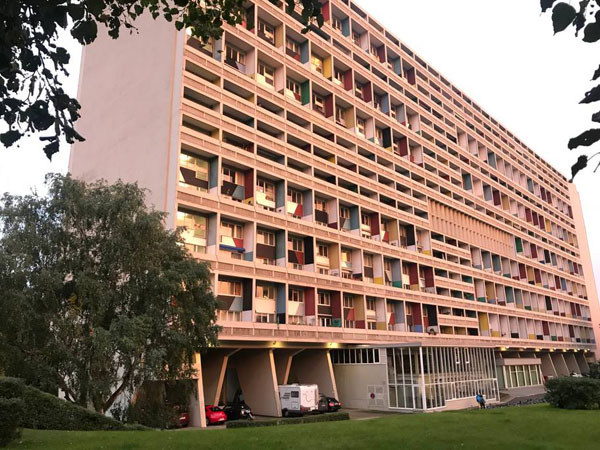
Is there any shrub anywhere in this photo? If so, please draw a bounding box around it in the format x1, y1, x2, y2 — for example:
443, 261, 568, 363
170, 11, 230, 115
0, 398, 24, 447
545, 376, 600, 410
0, 377, 136, 431
226, 412, 350, 429
126, 380, 192, 429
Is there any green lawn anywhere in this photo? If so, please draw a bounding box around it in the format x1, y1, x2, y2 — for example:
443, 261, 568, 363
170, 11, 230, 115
7, 404, 600, 450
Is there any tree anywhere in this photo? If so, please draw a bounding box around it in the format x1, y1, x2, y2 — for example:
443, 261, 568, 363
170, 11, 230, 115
541, 0, 600, 179
0, 174, 220, 414
0, 0, 323, 159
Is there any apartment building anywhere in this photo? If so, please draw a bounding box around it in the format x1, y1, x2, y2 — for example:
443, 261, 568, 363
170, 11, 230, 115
70, 0, 600, 425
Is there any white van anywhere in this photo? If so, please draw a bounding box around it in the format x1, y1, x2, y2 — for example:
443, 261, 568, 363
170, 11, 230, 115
278, 384, 319, 416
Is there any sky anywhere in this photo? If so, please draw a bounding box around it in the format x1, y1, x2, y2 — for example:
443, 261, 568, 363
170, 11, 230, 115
1, 0, 599, 287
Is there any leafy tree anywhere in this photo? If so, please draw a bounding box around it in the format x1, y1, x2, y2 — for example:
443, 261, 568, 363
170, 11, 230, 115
0, 0, 323, 159
0, 174, 219, 414
541, 0, 600, 179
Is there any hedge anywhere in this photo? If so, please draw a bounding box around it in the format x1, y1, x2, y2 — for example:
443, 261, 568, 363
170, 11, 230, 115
0, 377, 145, 431
0, 398, 24, 447
545, 376, 600, 410
226, 412, 350, 429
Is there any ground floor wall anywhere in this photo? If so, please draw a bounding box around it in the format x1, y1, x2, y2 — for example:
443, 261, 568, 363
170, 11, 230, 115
186, 344, 595, 426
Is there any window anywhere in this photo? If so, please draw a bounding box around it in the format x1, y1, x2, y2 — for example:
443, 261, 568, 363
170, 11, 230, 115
286, 78, 301, 96
221, 221, 243, 239
286, 38, 300, 56
226, 44, 245, 65
317, 244, 329, 258
332, 16, 342, 31
257, 178, 275, 200
352, 31, 361, 46
367, 298, 377, 311
343, 295, 354, 309
361, 213, 371, 227
340, 205, 350, 220
374, 95, 382, 111
312, 92, 324, 114
370, 43, 378, 56
335, 105, 345, 125
311, 54, 324, 73
356, 117, 366, 136
289, 237, 304, 252
218, 279, 242, 296
258, 62, 275, 86
256, 283, 275, 300
288, 188, 303, 204
315, 197, 326, 211
375, 128, 384, 144
319, 316, 332, 327
367, 321, 377, 330
354, 81, 363, 98
289, 288, 304, 302
333, 68, 344, 85
176, 210, 207, 253
255, 313, 273, 323
222, 165, 242, 185
257, 229, 275, 246
318, 291, 331, 306
258, 20, 275, 44
386, 302, 395, 313
179, 153, 209, 192
364, 254, 373, 268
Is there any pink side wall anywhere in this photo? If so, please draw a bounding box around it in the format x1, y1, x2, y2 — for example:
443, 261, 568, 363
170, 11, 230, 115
569, 184, 600, 357
69, 14, 184, 228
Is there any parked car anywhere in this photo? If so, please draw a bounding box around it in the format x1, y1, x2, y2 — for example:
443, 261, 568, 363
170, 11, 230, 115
178, 411, 190, 428
318, 394, 341, 413
279, 384, 319, 416
223, 401, 254, 420
205, 405, 227, 425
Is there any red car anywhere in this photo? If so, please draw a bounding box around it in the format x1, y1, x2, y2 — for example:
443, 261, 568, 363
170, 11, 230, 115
205, 405, 227, 425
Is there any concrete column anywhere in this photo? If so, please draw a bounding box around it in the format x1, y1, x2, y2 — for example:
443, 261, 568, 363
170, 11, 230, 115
288, 350, 338, 398
575, 352, 590, 374
273, 349, 303, 385
564, 352, 581, 374
232, 349, 282, 417
201, 349, 239, 406
551, 353, 570, 376
189, 353, 207, 428
539, 352, 557, 380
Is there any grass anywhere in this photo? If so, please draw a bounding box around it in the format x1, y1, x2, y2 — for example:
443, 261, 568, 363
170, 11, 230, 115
7, 404, 600, 450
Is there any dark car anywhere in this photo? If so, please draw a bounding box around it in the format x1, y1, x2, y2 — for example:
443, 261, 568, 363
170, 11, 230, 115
318, 394, 341, 413
223, 401, 254, 420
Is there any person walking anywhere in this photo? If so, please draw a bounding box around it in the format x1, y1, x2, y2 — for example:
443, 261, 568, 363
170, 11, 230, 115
475, 393, 486, 409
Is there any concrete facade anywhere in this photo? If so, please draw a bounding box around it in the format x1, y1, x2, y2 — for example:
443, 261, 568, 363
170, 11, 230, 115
70, 0, 600, 422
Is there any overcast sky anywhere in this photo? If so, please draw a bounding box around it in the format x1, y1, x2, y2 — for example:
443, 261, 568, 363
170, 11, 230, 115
1, 0, 599, 287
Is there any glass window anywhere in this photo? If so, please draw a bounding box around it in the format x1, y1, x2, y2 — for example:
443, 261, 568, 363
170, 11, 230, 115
258, 20, 275, 44
226, 44, 245, 64
256, 283, 275, 300
289, 288, 304, 302
257, 178, 275, 199
286, 78, 301, 95
317, 244, 328, 258
318, 291, 331, 306
257, 229, 275, 246
311, 54, 323, 73
356, 117, 366, 136
288, 237, 303, 252
218, 279, 242, 296
286, 38, 299, 55
288, 188, 303, 204
258, 62, 275, 86
221, 221, 243, 239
